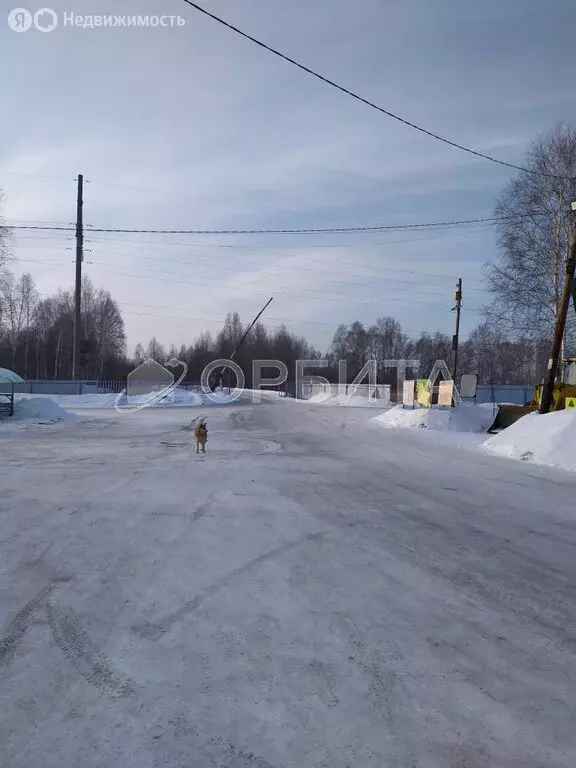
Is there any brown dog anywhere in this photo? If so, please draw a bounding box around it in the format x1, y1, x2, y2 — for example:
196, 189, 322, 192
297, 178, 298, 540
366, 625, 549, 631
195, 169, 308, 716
193, 421, 208, 454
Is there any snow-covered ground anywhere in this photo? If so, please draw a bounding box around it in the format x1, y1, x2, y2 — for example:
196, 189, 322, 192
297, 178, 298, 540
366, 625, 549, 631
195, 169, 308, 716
373, 403, 576, 473
0, 396, 77, 429
22, 387, 236, 410
306, 393, 388, 407
1, 397, 576, 767
371, 402, 499, 453
373, 402, 497, 432
484, 408, 576, 472
3, 388, 282, 418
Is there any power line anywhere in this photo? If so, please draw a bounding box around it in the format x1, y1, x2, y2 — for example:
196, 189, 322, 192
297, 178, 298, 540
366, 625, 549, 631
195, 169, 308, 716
87, 263, 485, 312
4, 218, 73, 226
15, 250, 488, 304
84, 223, 498, 251
9, 256, 490, 312
179, 0, 555, 178
83, 231, 491, 282
8, 225, 74, 232
84, 216, 520, 234
16, 252, 488, 303
0, 171, 75, 183
85, 245, 487, 296
7, 215, 524, 235
12, 234, 489, 284
23, 255, 461, 309
29, 291, 440, 336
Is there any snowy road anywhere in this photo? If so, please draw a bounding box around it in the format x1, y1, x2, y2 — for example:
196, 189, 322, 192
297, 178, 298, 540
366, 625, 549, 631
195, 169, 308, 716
1, 398, 575, 767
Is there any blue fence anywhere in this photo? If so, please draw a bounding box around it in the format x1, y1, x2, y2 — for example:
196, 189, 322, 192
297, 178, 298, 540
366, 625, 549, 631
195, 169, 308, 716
474, 384, 535, 405
4, 378, 537, 405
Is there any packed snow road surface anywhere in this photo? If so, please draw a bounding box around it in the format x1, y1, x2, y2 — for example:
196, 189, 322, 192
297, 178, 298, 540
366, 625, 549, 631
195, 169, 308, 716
1, 398, 575, 767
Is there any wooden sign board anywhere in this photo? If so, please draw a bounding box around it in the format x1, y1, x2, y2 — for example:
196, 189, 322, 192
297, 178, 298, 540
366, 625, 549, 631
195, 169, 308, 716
438, 380, 454, 407
403, 379, 415, 408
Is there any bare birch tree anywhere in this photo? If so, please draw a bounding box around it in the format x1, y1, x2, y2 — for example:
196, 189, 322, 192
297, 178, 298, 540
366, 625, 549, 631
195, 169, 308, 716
486, 122, 576, 355
0, 271, 24, 368
18, 273, 38, 378
0, 191, 10, 272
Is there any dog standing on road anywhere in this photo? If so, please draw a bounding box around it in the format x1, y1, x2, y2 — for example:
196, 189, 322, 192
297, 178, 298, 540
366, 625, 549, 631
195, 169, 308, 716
193, 420, 208, 454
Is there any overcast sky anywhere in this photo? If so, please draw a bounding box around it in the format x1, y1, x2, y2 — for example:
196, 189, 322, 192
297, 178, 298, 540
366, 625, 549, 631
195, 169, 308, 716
2, 0, 575, 355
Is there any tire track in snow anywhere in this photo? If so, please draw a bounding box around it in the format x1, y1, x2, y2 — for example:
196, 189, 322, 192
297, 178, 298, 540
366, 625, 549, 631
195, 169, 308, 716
47, 599, 137, 698
151, 714, 277, 768
0, 586, 51, 664
133, 532, 324, 641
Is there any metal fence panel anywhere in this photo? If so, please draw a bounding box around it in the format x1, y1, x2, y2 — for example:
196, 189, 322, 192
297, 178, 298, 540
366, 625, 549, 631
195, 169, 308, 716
475, 384, 534, 405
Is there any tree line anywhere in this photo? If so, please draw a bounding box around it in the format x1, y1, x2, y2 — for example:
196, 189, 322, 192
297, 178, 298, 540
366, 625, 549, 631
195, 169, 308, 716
0, 273, 127, 380
1, 122, 575, 388
0, 269, 555, 389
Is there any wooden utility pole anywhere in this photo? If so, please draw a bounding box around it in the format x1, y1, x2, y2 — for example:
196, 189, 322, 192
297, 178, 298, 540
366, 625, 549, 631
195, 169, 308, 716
539, 213, 576, 414
229, 297, 274, 363
224, 297, 274, 391
72, 174, 84, 380
451, 278, 462, 392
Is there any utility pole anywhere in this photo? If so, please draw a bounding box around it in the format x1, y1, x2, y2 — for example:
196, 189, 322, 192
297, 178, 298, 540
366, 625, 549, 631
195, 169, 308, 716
224, 297, 274, 391
451, 278, 462, 394
229, 297, 274, 363
539, 205, 576, 414
72, 173, 84, 381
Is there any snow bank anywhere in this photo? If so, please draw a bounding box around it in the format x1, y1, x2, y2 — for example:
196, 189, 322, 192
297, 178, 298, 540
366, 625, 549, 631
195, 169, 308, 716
38, 387, 283, 410
483, 409, 576, 471
43, 393, 120, 409
307, 393, 387, 407
2, 397, 78, 426
373, 403, 497, 433
43, 388, 215, 409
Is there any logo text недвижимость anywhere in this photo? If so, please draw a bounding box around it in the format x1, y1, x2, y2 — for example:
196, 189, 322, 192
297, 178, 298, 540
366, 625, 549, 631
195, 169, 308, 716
7, 8, 186, 32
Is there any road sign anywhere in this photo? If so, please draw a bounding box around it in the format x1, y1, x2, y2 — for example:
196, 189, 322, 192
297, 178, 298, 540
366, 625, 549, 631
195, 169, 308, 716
566, 397, 576, 409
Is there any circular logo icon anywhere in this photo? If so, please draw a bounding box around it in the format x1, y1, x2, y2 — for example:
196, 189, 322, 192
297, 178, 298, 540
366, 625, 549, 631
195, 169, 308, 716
33, 7, 58, 32
8, 8, 33, 31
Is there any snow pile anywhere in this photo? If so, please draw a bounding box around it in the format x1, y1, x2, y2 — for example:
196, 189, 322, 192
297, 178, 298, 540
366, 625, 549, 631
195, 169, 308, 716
45, 393, 120, 409
40, 387, 283, 410
483, 409, 576, 471
122, 387, 205, 407
307, 393, 387, 407
3, 397, 78, 426
373, 403, 497, 433
43, 389, 212, 409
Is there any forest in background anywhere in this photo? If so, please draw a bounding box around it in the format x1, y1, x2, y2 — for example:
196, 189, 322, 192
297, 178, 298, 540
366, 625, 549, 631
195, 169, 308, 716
0, 271, 554, 388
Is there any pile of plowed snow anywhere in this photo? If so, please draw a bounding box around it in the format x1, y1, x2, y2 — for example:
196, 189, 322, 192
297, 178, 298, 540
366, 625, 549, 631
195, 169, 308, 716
307, 394, 387, 407
2, 397, 78, 426
45, 388, 221, 409
373, 403, 497, 433
46, 393, 120, 408
483, 409, 576, 472
43, 387, 283, 410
